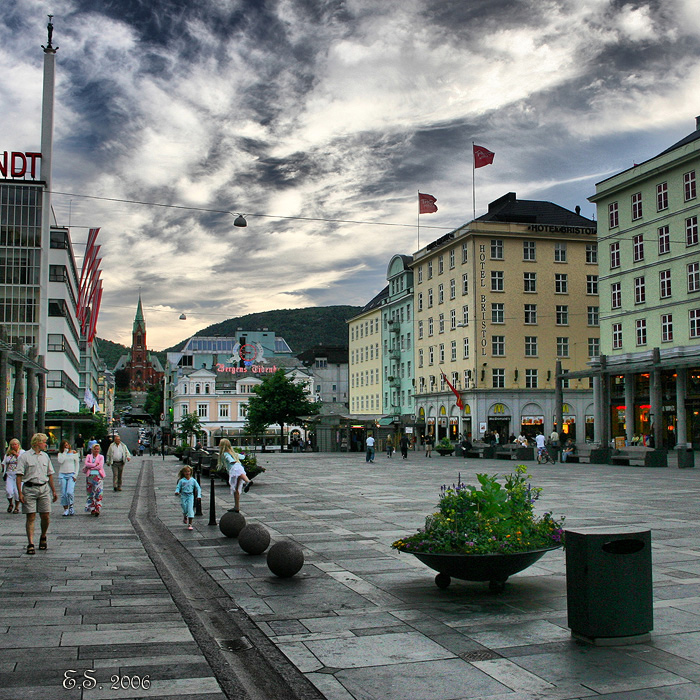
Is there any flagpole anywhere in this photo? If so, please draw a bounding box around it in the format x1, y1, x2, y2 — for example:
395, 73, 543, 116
417, 190, 420, 251
472, 141, 476, 221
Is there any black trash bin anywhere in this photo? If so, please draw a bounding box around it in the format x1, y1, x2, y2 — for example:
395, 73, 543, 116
678, 448, 695, 469
565, 528, 652, 645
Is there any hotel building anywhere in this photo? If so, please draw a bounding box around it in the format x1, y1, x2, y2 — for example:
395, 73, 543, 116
413, 193, 598, 443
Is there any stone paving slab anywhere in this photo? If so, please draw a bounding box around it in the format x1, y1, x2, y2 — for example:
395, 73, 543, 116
0, 455, 226, 700
153, 451, 700, 700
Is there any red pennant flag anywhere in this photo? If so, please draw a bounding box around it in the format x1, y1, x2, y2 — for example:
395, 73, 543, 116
418, 192, 438, 214
473, 144, 495, 168
441, 371, 464, 410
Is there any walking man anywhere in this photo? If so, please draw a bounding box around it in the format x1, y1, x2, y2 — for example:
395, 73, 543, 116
365, 434, 375, 463
106, 434, 132, 491
16, 433, 58, 555
400, 434, 409, 459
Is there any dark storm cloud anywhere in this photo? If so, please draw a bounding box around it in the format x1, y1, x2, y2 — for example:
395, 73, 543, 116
4, 0, 700, 346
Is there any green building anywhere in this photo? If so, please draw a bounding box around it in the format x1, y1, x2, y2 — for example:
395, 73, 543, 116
589, 117, 700, 449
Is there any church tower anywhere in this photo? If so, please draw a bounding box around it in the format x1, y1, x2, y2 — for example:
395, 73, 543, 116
130, 295, 149, 391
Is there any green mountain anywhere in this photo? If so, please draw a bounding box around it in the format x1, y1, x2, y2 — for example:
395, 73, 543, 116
164, 306, 361, 354
97, 305, 361, 370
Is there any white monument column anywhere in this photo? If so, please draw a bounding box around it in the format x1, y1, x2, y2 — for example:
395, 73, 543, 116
38, 16, 58, 358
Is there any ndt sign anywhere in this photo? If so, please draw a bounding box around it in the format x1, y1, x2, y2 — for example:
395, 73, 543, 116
0, 151, 43, 179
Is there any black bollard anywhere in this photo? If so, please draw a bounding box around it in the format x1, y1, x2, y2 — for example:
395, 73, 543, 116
208, 456, 218, 526
193, 457, 203, 517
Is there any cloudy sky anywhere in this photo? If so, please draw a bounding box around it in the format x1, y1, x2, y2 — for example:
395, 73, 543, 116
3, 0, 700, 349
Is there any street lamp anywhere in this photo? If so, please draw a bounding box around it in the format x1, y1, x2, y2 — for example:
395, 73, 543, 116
233, 213, 247, 227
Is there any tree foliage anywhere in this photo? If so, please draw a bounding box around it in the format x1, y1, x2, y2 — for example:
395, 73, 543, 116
178, 412, 203, 445
143, 384, 163, 421
245, 370, 319, 445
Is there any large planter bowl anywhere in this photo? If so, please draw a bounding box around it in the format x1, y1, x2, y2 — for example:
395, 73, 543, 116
408, 547, 560, 592
436, 448, 454, 457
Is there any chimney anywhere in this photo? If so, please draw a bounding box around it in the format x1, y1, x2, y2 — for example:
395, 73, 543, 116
696, 115, 700, 131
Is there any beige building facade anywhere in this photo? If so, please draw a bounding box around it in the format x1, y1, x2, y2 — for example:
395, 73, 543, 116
413, 193, 599, 443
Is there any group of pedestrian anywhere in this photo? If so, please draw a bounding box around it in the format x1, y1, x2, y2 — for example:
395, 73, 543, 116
2, 431, 137, 555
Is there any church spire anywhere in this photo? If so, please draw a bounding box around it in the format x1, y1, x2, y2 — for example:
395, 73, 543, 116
133, 294, 145, 333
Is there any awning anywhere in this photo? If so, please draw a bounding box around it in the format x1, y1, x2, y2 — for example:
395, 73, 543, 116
378, 416, 397, 426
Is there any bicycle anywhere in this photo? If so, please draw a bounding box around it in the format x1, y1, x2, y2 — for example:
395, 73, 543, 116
537, 446, 555, 464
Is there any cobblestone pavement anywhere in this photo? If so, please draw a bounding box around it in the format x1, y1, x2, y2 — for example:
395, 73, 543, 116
4, 450, 700, 699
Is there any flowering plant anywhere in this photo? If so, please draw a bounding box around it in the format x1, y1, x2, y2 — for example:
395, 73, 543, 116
392, 465, 564, 555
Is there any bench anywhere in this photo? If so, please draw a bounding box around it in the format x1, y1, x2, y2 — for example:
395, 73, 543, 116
611, 447, 667, 468
494, 445, 535, 461
461, 442, 490, 458
560, 446, 593, 464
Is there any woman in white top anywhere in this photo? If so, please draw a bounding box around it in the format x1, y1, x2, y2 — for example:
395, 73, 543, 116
57, 439, 80, 516
2, 438, 24, 513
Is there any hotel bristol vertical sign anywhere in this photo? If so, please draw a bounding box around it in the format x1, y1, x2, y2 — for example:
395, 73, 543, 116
479, 244, 487, 356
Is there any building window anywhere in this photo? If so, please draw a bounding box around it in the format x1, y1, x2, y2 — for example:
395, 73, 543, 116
438, 313, 445, 333
612, 323, 623, 349
688, 262, 700, 293
609, 201, 619, 228
428, 317, 434, 335
461, 273, 468, 295
438, 284, 444, 304
197, 404, 208, 418
523, 240, 536, 260
588, 337, 600, 357
658, 225, 670, 254
451, 340, 457, 361
492, 368, 505, 388
555, 273, 568, 294
491, 303, 504, 323
525, 369, 538, 389
691, 309, 700, 338
525, 336, 538, 356
657, 182, 668, 211
219, 404, 230, 419
661, 314, 673, 342
586, 275, 598, 295
417, 292, 423, 311
524, 304, 537, 324
427, 261, 433, 279
439, 343, 445, 362
418, 348, 424, 367
492, 335, 505, 356
523, 272, 536, 292
428, 288, 433, 307
659, 269, 672, 298
588, 306, 599, 326
449, 249, 455, 268
438, 255, 444, 275
687, 216, 699, 246
449, 278, 456, 299
462, 305, 469, 325
685, 170, 697, 201
631, 192, 643, 220
557, 337, 569, 357
633, 233, 644, 262
463, 337, 469, 358
418, 320, 423, 339
418, 266, 423, 283
586, 243, 597, 264
634, 276, 646, 304
611, 282, 621, 309
462, 242, 468, 263
610, 242, 620, 269
429, 346, 434, 364
561, 370, 570, 389
450, 308, 456, 330
554, 242, 567, 262
491, 239, 504, 259
636, 319, 647, 346
556, 305, 568, 325
491, 271, 504, 292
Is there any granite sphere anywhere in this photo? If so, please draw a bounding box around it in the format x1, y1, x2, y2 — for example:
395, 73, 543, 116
219, 511, 246, 538
267, 540, 304, 578
238, 523, 271, 554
